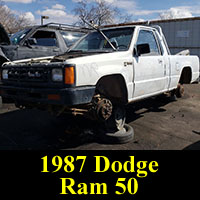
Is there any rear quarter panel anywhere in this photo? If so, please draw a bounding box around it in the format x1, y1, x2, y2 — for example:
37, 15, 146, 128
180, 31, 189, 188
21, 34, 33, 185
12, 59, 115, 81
168, 55, 199, 90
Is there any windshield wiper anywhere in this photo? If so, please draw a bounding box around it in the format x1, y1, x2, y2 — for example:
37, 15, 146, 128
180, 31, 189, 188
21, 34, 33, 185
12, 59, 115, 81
67, 49, 83, 53
81, 18, 117, 51
90, 50, 112, 53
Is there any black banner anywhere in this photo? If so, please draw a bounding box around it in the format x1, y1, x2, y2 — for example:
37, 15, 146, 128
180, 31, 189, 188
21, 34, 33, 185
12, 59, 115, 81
0, 151, 198, 199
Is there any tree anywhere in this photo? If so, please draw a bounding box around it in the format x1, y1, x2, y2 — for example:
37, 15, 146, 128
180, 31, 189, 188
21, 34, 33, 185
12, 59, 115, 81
93, 0, 117, 26
73, 0, 96, 26
0, 1, 34, 33
73, 0, 131, 27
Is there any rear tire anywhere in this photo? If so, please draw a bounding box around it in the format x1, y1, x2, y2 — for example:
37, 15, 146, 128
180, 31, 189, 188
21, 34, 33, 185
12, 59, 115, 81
175, 84, 184, 98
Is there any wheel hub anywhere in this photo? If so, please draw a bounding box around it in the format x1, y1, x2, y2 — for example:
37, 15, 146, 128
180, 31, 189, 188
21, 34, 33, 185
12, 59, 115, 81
97, 98, 113, 121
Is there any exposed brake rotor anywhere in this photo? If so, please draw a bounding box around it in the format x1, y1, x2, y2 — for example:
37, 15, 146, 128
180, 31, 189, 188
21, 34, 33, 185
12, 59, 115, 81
92, 95, 113, 121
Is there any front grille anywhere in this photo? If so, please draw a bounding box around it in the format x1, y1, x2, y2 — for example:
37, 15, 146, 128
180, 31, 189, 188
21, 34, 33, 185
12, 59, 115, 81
7, 67, 51, 83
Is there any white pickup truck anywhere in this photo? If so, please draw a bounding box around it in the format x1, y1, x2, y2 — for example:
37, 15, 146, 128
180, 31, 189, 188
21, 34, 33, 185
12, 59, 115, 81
0, 25, 199, 132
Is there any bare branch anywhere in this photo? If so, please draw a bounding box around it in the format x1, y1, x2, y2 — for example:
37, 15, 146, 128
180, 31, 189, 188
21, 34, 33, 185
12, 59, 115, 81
73, 0, 129, 27
0, 1, 34, 33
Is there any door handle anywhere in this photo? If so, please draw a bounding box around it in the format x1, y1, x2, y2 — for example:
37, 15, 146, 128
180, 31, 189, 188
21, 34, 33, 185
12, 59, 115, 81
158, 59, 163, 64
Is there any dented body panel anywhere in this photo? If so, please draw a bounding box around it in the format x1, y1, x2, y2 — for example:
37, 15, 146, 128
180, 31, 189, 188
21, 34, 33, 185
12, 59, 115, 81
0, 25, 199, 111
0, 23, 88, 67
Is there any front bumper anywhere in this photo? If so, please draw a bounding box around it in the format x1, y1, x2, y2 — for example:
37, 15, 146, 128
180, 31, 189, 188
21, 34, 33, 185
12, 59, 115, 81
0, 84, 96, 106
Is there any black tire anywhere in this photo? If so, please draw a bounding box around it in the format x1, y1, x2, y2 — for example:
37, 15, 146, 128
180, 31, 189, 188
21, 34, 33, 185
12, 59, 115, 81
175, 84, 184, 98
104, 105, 126, 132
97, 124, 134, 144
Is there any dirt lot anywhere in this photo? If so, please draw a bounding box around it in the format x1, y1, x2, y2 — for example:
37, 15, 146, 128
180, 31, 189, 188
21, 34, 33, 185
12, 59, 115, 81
0, 83, 199, 150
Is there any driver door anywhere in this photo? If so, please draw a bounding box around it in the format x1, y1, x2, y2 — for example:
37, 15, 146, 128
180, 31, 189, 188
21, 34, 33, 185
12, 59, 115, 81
133, 29, 166, 99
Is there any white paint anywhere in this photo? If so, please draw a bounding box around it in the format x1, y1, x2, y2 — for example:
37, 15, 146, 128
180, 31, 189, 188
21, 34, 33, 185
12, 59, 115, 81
72, 26, 199, 103
6, 25, 200, 104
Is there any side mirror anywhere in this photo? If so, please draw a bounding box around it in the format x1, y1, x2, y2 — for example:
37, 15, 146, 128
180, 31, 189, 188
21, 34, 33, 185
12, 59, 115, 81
27, 38, 37, 45
136, 43, 150, 56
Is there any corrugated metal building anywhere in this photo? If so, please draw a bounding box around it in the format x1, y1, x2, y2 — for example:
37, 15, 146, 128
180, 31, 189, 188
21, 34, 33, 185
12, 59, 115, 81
150, 17, 200, 57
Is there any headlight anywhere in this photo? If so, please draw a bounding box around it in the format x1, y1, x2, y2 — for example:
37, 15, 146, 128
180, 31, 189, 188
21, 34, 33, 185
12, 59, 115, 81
2, 69, 9, 80
52, 68, 63, 82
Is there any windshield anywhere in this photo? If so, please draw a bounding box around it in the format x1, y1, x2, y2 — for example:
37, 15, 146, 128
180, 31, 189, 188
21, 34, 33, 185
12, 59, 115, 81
71, 27, 135, 52
10, 28, 31, 45
60, 31, 85, 48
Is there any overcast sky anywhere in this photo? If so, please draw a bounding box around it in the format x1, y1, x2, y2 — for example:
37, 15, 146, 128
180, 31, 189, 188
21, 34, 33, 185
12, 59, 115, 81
2, 0, 200, 24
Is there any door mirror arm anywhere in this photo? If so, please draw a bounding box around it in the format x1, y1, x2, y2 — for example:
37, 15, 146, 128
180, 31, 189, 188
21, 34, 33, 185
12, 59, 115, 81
133, 47, 138, 57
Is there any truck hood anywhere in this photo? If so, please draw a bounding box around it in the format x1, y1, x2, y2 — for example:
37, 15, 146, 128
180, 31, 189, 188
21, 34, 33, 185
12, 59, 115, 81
4, 51, 118, 64
0, 24, 10, 45
3, 50, 130, 66
60, 51, 130, 65
52, 50, 113, 61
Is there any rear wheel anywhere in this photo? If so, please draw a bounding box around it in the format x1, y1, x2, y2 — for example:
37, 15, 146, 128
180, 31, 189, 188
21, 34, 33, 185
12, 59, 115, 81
175, 83, 184, 98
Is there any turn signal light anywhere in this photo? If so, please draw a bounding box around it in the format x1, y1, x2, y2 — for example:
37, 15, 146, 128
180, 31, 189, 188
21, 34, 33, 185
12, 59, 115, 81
65, 67, 75, 85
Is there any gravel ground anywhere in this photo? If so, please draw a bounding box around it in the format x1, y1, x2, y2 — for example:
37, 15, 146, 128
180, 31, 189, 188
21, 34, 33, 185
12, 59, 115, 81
0, 83, 199, 150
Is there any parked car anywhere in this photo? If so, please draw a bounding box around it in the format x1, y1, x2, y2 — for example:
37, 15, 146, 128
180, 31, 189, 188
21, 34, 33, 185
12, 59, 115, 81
0, 25, 199, 141
0, 23, 88, 67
